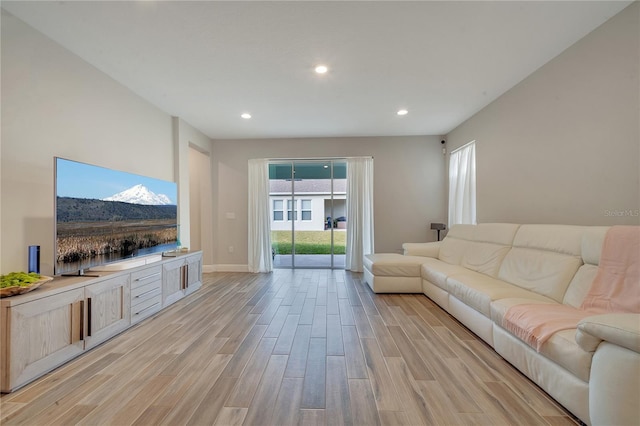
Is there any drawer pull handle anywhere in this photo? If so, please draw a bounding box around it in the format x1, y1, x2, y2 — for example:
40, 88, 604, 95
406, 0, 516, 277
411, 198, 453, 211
134, 272, 161, 282
79, 300, 84, 341
135, 288, 160, 299
70, 300, 84, 343
135, 302, 161, 316
87, 297, 92, 337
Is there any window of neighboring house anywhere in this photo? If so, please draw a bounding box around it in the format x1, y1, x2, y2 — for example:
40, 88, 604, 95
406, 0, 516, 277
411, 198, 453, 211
448, 140, 476, 226
273, 200, 283, 221
301, 199, 312, 220
287, 199, 297, 221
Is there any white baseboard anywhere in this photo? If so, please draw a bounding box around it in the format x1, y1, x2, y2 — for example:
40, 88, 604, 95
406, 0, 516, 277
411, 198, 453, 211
204, 264, 250, 273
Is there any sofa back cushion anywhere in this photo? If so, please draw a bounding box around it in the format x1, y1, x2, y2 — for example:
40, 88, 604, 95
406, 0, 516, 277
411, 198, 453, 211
563, 226, 609, 308
498, 225, 585, 302
460, 223, 521, 277
439, 224, 520, 278
438, 225, 475, 265
580, 226, 610, 266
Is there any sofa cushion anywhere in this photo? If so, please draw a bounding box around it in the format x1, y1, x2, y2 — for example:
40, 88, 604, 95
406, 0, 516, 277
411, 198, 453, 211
580, 226, 609, 266
471, 223, 521, 245
438, 237, 468, 265
497, 225, 586, 303
544, 329, 593, 383
492, 298, 592, 382
563, 264, 599, 308
445, 223, 477, 240
490, 298, 555, 324
461, 242, 512, 278
561, 227, 609, 308
511, 224, 586, 256
438, 223, 520, 268
363, 254, 425, 277
447, 272, 556, 316
419, 258, 469, 290
498, 247, 582, 302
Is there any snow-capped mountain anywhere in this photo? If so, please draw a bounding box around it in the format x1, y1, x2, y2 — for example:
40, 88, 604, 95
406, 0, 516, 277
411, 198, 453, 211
103, 184, 173, 205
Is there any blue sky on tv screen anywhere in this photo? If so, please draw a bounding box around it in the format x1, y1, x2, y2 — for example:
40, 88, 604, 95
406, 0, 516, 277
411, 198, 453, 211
56, 158, 177, 205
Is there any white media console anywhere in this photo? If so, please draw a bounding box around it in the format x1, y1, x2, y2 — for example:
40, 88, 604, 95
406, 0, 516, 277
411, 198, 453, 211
0, 250, 202, 393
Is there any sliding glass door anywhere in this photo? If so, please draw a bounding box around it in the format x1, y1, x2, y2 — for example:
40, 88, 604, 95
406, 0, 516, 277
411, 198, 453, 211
269, 160, 347, 269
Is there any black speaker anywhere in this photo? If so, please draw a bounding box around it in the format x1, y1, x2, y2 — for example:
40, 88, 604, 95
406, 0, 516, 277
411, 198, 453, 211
430, 223, 446, 241
28, 245, 40, 274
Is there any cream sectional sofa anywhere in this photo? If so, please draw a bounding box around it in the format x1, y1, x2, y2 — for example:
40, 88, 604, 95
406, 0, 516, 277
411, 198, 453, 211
363, 223, 640, 426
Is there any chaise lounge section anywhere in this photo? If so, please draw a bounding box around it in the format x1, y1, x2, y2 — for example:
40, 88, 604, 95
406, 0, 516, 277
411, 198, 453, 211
363, 223, 640, 425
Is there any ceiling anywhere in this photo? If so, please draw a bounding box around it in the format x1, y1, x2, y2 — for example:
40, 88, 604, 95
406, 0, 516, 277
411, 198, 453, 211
1, 1, 632, 140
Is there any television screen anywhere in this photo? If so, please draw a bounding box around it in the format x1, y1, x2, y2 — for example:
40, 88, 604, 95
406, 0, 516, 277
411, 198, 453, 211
55, 157, 178, 275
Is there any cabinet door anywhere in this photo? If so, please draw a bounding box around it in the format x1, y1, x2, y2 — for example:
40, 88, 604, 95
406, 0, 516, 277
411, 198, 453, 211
84, 274, 131, 349
162, 258, 185, 307
184, 253, 202, 296
4, 288, 85, 392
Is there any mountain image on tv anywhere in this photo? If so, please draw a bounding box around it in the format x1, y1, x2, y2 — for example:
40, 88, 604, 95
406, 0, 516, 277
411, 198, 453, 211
55, 158, 178, 274
103, 184, 173, 205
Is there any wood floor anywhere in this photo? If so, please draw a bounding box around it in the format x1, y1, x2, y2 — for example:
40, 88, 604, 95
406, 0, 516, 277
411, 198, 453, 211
0, 270, 580, 425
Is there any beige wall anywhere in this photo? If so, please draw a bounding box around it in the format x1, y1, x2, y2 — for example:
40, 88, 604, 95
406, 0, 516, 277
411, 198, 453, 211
189, 145, 214, 268
0, 12, 193, 274
6, 3, 633, 274
174, 117, 213, 252
446, 3, 639, 226
211, 136, 446, 268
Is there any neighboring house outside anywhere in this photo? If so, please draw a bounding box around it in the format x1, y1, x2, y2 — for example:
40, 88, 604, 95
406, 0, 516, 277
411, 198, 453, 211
270, 179, 346, 231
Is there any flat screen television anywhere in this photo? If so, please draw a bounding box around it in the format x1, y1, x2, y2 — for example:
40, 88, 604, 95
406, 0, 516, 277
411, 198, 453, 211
55, 157, 178, 275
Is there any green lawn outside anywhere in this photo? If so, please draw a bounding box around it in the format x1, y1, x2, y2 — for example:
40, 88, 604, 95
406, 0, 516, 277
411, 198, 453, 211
272, 230, 346, 254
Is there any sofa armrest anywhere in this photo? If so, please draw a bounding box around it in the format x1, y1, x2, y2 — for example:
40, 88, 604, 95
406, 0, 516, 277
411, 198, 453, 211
576, 313, 640, 353
402, 242, 441, 258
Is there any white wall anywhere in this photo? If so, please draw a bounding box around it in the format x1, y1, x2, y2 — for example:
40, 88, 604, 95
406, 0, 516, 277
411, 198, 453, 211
0, 11, 207, 274
445, 3, 639, 226
211, 136, 446, 268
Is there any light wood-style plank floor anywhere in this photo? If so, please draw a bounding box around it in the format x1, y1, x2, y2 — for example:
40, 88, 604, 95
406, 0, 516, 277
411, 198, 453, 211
1, 270, 580, 425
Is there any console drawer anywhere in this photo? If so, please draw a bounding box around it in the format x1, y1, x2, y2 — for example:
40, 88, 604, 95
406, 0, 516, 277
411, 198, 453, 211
130, 265, 162, 324
131, 294, 162, 324
130, 266, 162, 289
131, 281, 162, 304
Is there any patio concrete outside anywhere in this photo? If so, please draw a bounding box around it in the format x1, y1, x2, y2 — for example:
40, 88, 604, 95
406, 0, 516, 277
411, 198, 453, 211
273, 254, 345, 269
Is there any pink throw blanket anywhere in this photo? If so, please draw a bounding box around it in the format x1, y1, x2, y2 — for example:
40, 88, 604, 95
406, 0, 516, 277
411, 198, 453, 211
503, 226, 640, 352
503, 304, 600, 351
581, 226, 640, 312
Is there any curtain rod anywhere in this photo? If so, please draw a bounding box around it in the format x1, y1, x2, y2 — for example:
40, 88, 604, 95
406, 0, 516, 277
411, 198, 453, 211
450, 140, 475, 155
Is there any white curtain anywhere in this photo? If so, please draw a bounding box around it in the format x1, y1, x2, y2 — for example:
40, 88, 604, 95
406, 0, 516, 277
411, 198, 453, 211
247, 159, 273, 273
345, 157, 374, 272
448, 141, 476, 226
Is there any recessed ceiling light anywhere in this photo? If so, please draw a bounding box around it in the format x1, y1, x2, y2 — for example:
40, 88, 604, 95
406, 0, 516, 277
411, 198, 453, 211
315, 65, 328, 74
397, 109, 408, 116
241, 113, 252, 119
